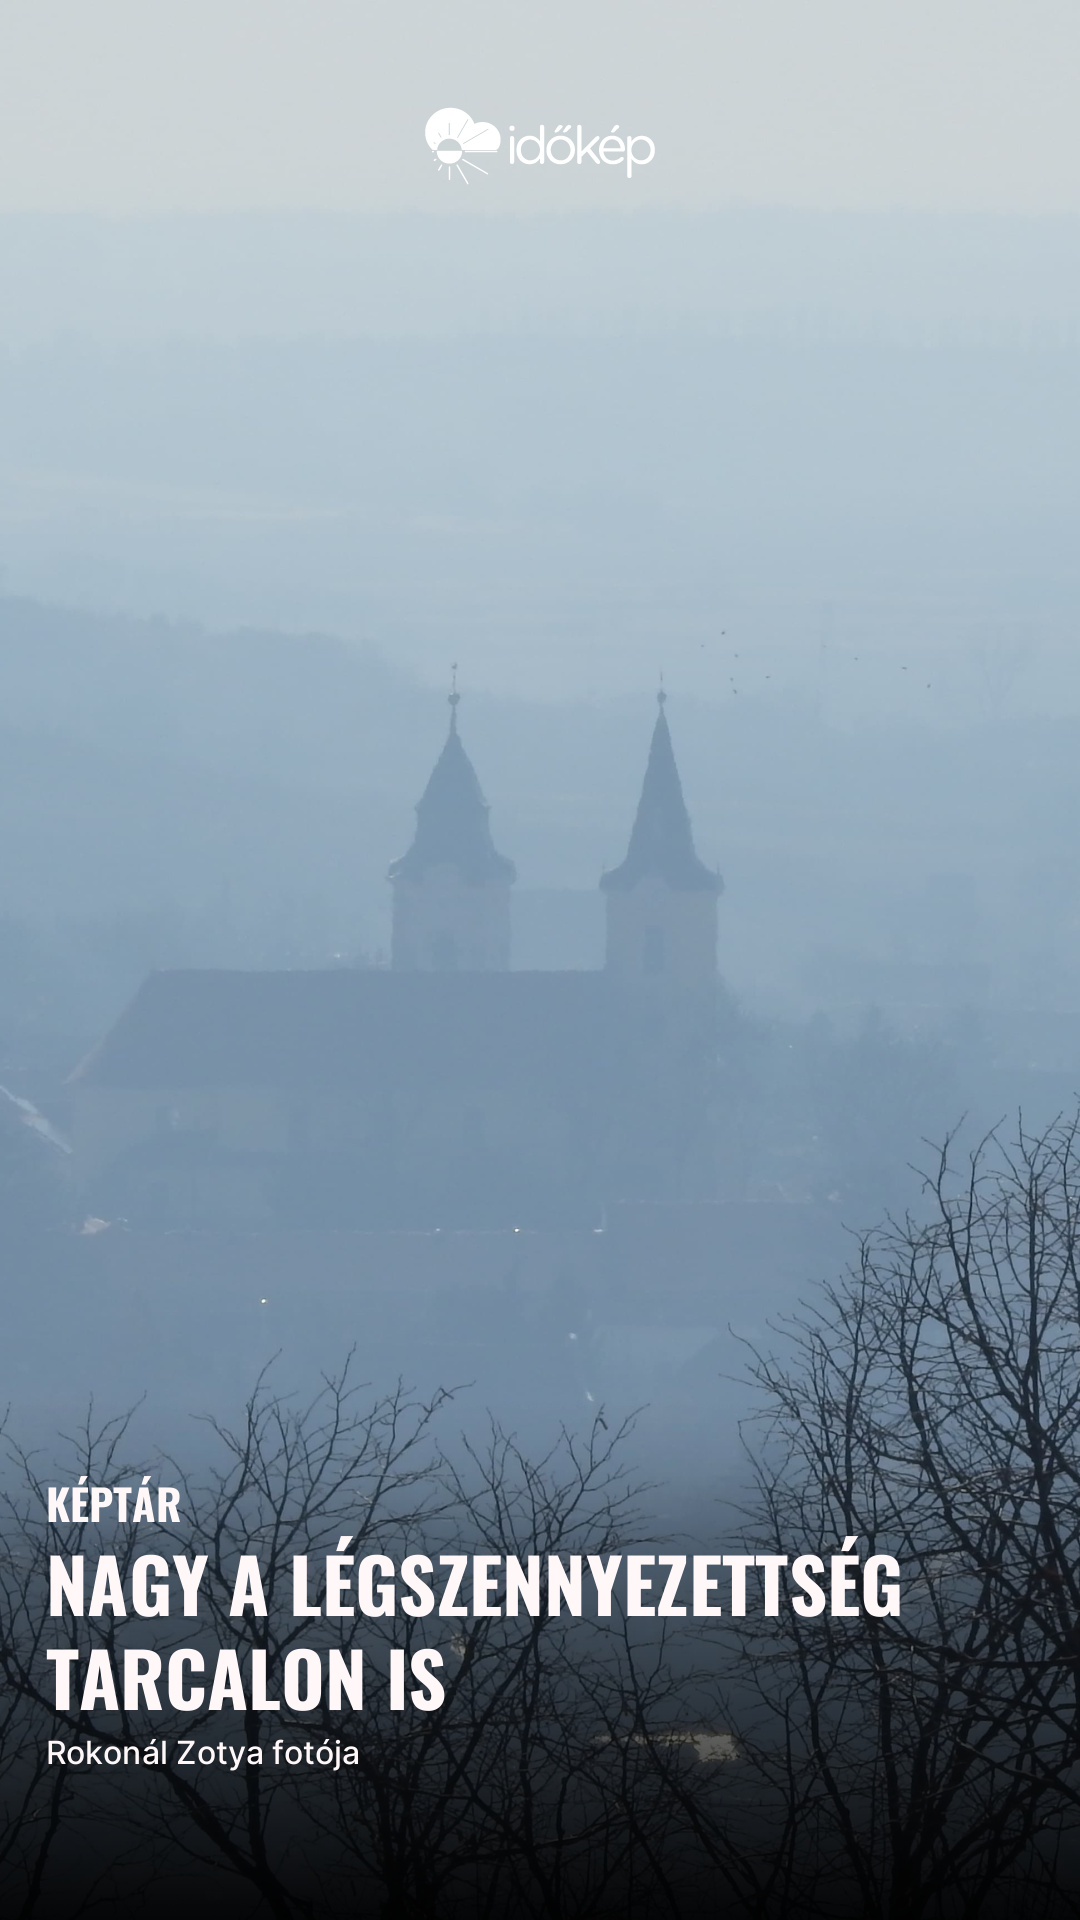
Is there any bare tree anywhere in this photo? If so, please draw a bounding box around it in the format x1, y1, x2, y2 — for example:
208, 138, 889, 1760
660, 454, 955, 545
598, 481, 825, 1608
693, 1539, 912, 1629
306, 1414, 695, 1919
0, 1406, 152, 1916
704, 1115, 1080, 1918
0, 1368, 453, 1916
0, 1371, 716, 1918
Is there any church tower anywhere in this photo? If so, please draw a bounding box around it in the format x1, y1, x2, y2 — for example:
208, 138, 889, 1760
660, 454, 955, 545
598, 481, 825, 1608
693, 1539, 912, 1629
600, 692, 722, 994
388, 685, 515, 971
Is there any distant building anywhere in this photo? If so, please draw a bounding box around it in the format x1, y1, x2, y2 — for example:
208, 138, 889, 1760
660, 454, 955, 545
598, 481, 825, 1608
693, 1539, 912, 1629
68, 694, 723, 1229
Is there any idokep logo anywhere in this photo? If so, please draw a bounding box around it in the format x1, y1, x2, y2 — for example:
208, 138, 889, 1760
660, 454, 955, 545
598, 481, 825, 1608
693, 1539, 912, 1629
509, 124, 655, 178
425, 108, 501, 182
423, 110, 655, 183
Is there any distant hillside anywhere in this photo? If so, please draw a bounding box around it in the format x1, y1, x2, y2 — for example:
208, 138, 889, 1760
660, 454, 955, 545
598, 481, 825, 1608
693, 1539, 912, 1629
1, 596, 1080, 1057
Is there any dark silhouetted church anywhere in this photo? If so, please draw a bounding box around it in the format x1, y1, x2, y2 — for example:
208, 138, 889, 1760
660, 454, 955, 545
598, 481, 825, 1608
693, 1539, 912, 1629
69, 695, 723, 1229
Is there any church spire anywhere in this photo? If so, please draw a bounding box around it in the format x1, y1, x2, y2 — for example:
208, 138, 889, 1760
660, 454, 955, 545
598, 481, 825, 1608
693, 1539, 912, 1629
388, 677, 515, 972
388, 680, 516, 889
601, 692, 720, 896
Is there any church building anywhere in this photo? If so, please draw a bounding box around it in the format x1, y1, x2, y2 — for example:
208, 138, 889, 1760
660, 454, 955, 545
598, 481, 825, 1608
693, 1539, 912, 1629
67, 695, 722, 1229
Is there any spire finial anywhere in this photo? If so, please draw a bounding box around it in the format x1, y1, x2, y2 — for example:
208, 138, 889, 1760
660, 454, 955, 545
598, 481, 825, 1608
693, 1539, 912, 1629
448, 662, 461, 729
657, 672, 666, 709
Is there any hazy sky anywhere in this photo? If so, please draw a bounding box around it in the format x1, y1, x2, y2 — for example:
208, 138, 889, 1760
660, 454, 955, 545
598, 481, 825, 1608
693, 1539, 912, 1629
0, 1, 1078, 214
1, 3, 1078, 713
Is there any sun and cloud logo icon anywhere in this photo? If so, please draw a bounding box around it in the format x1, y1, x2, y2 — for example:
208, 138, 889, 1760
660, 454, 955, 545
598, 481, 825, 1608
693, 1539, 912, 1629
424, 108, 501, 182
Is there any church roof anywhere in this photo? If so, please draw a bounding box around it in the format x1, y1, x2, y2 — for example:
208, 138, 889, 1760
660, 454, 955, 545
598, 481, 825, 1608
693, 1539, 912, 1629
601, 699, 721, 895
388, 702, 515, 887
70, 968, 626, 1095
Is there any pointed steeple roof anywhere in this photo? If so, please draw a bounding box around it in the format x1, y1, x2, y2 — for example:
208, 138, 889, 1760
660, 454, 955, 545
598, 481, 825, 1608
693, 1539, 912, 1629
388, 690, 516, 887
601, 694, 721, 895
